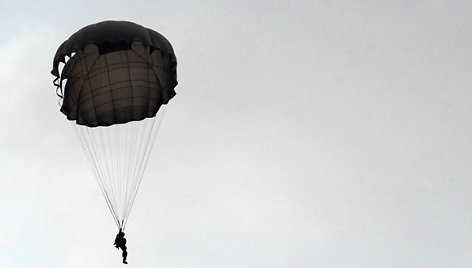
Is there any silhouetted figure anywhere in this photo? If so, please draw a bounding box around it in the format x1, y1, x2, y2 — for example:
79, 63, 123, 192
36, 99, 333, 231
114, 228, 128, 264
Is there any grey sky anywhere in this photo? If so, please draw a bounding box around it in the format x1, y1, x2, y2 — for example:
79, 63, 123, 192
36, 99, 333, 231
1, 0, 471, 267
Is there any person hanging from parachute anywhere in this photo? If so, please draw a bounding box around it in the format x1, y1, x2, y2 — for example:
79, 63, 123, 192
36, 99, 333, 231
52, 21, 177, 264
114, 228, 128, 264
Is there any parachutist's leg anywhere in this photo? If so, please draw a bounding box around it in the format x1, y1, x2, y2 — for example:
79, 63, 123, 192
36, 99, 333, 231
122, 246, 128, 264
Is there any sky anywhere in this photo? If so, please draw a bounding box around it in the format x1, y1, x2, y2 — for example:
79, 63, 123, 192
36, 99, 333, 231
0, 0, 471, 267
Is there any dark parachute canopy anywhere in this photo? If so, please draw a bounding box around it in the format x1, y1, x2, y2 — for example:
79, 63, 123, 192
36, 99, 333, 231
52, 21, 177, 229
52, 20, 177, 127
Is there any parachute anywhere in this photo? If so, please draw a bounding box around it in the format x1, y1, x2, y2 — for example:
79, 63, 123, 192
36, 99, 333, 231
52, 21, 177, 230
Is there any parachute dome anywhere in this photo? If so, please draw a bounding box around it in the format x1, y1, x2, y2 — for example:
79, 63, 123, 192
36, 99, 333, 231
52, 20, 177, 127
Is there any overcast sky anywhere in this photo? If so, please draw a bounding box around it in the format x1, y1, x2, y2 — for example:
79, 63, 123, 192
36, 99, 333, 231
1, 0, 471, 267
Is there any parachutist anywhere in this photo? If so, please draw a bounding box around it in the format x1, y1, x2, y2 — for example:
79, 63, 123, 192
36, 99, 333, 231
114, 228, 128, 264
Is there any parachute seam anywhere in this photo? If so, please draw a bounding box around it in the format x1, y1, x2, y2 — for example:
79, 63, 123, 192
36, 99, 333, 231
76, 48, 101, 125
103, 53, 117, 124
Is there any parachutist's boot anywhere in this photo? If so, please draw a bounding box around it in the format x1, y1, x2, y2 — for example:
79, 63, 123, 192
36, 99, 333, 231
123, 259, 128, 264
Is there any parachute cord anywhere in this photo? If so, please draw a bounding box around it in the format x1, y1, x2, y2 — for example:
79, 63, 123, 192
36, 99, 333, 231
122, 118, 137, 227
126, 119, 139, 224
88, 127, 114, 221
117, 122, 126, 224
127, 116, 150, 226
92, 128, 120, 227
71, 111, 167, 230
53, 77, 63, 98
123, 107, 166, 229
123, 118, 146, 227
98, 128, 117, 219
121, 122, 146, 229
106, 125, 120, 220
73, 124, 121, 228
54, 77, 64, 107
136, 108, 165, 189
86, 126, 121, 228
123, 120, 131, 224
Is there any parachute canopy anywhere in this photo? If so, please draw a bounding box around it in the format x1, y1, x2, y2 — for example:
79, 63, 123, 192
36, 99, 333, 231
52, 21, 177, 229
52, 20, 177, 127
